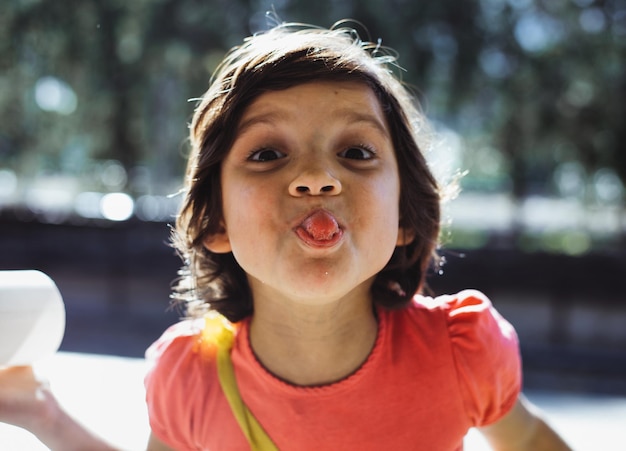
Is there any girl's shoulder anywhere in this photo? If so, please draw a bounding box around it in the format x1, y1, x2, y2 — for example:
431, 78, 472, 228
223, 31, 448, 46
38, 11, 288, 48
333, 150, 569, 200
401, 289, 519, 362
144, 318, 215, 411
145, 317, 206, 366
143, 316, 238, 449
144, 313, 243, 384
412, 288, 494, 313
402, 289, 516, 339
396, 290, 521, 427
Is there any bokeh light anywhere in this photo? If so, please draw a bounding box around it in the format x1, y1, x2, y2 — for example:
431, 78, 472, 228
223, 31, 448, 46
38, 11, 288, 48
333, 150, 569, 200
100, 193, 134, 222
34, 77, 78, 115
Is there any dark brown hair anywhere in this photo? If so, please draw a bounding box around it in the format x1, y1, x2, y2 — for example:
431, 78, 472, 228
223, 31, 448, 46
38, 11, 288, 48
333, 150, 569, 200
172, 22, 441, 322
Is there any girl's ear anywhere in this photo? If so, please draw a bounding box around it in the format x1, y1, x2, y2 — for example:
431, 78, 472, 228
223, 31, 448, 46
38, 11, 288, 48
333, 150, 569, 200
396, 227, 416, 246
202, 226, 231, 253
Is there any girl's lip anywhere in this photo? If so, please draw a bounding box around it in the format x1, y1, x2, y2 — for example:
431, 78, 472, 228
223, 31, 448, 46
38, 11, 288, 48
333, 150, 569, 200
293, 209, 344, 248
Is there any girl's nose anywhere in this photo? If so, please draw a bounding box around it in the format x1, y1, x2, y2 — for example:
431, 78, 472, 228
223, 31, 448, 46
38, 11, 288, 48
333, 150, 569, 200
288, 168, 342, 197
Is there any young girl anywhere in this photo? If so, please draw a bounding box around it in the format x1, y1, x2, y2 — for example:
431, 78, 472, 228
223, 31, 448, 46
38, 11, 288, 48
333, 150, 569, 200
0, 21, 571, 450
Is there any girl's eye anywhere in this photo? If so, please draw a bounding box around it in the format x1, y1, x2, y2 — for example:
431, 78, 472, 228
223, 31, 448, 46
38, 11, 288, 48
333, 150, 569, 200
339, 146, 376, 160
248, 148, 285, 162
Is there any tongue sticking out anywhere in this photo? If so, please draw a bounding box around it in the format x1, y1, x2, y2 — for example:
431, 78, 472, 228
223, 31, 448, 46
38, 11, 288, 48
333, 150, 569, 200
300, 210, 340, 242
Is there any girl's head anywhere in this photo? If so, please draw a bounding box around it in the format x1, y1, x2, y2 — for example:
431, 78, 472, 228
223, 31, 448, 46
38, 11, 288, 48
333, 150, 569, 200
173, 22, 441, 321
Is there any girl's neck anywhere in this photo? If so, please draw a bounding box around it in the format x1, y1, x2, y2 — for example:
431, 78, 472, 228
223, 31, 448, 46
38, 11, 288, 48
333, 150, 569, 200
248, 288, 378, 386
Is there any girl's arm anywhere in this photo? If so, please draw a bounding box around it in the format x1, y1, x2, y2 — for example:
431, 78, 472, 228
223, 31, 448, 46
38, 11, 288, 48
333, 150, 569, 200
0, 366, 119, 451
478, 394, 571, 451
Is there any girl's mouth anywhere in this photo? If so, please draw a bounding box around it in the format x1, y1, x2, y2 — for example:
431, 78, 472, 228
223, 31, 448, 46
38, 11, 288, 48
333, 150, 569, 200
294, 210, 343, 248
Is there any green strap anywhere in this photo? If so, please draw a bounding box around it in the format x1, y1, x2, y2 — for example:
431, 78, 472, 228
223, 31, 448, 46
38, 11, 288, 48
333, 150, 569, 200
203, 313, 279, 451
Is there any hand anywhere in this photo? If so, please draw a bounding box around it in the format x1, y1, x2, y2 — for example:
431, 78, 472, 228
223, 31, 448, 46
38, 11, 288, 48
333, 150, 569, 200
0, 365, 58, 433
0, 365, 119, 450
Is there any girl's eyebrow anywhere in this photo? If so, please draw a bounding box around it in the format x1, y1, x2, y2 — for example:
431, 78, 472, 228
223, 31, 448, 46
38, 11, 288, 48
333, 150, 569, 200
237, 110, 389, 138
237, 110, 288, 135
338, 111, 390, 137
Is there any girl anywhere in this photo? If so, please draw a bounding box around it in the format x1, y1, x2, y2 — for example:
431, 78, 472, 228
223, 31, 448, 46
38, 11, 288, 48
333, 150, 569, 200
0, 21, 570, 450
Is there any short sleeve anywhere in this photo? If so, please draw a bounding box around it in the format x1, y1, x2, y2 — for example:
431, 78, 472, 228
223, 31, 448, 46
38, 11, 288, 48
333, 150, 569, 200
446, 290, 522, 427
144, 319, 214, 450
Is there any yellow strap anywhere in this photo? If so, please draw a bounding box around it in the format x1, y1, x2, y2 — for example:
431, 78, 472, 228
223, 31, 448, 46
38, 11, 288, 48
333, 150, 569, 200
203, 313, 279, 451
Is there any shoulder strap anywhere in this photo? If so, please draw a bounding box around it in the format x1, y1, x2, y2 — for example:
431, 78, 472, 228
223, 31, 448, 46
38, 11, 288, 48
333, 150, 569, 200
203, 313, 279, 451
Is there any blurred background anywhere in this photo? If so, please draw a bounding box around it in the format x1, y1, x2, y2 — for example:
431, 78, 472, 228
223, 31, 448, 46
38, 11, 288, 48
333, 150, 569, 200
1, 0, 625, 396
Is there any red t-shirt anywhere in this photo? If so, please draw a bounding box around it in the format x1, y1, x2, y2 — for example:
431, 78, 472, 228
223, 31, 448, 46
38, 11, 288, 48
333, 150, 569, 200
145, 290, 521, 450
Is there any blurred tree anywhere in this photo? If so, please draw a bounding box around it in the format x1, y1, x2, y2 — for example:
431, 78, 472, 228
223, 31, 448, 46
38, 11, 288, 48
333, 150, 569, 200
1, 0, 624, 236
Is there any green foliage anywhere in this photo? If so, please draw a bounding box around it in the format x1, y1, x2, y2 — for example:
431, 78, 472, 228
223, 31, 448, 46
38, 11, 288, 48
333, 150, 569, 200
1, 0, 624, 205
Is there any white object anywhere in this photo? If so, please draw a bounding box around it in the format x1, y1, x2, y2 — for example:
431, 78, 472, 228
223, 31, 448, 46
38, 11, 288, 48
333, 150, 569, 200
0, 270, 66, 366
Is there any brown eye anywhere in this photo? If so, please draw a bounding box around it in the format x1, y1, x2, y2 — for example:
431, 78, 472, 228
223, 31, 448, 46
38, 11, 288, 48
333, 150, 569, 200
339, 146, 375, 160
248, 148, 285, 162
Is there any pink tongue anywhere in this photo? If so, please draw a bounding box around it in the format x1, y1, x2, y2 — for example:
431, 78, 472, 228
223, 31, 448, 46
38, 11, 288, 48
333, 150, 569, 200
301, 211, 339, 241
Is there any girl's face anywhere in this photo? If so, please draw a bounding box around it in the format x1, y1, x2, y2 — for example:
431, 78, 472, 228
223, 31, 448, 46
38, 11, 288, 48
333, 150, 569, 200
205, 81, 410, 307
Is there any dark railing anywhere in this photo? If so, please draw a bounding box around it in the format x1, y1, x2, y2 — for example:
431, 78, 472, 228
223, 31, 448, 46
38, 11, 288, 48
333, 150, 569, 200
2, 214, 625, 394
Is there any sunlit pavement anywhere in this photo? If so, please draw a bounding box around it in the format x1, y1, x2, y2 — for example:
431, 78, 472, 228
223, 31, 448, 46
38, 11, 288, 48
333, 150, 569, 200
1, 352, 625, 450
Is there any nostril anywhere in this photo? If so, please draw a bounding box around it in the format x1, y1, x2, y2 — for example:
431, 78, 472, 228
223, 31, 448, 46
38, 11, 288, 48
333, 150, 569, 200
291, 182, 339, 195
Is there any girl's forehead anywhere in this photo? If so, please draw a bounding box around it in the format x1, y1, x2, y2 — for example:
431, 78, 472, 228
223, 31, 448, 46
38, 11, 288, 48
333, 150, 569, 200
238, 80, 387, 126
